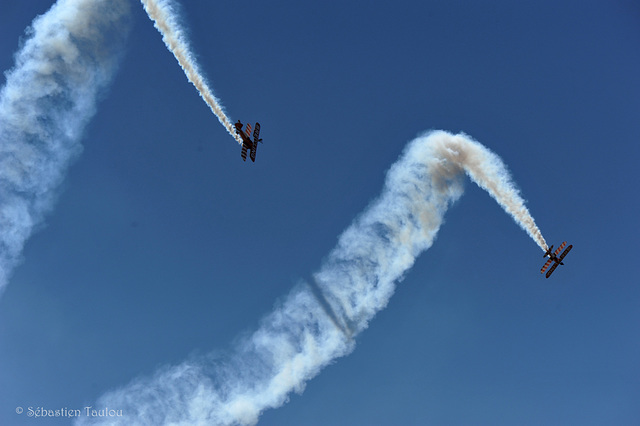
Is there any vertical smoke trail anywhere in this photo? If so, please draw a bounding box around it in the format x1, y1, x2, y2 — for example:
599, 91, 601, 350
0, 0, 130, 295
79, 131, 547, 425
140, 0, 242, 144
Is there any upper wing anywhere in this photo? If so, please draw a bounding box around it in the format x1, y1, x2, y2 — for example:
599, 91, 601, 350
545, 262, 559, 278
249, 123, 260, 162
554, 241, 567, 256
253, 122, 261, 142
245, 123, 253, 139
558, 244, 573, 262
541, 258, 553, 274
249, 144, 256, 162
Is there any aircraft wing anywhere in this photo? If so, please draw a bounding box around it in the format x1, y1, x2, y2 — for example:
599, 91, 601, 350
249, 122, 260, 162
558, 244, 573, 262
541, 258, 553, 274
554, 241, 567, 256
545, 262, 559, 278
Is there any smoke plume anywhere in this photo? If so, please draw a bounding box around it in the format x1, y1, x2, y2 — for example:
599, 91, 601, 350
0, 0, 130, 295
78, 131, 546, 425
140, 0, 242, 144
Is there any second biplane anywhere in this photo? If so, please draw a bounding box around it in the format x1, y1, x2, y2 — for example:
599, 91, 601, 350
234, 120, 262, 162
540, 241, 573, 278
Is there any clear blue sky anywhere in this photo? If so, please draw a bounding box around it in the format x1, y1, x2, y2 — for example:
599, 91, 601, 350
1, 0, 639, 424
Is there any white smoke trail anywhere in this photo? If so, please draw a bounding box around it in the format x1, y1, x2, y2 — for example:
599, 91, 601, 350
0, 0, 130, 295
78, 131, 546, 425
440, 138, 547, 251
140, 0, 242, 144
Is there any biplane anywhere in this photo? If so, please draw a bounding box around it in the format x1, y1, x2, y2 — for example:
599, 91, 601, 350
540, 241, 573, 278
234, 120, 262, 162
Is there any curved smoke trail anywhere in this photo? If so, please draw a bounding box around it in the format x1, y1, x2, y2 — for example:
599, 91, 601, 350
0, 0, 130, 296
140, 0, 242, 144
78, 131, 546, 425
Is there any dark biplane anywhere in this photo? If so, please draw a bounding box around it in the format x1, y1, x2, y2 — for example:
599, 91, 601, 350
540, 241, 573, 278
234, 120, 262, 162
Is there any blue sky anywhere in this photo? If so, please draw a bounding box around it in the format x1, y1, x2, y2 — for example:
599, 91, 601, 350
1, 0, 639, 424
